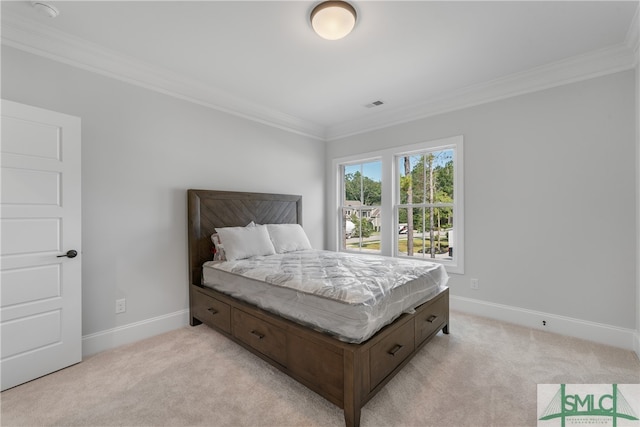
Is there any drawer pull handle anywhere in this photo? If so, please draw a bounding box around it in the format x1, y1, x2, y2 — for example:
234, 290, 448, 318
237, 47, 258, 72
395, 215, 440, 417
388, 344, 403, 356
426, 315, 438, 323
250, 330, 265, 340
207, 307, 218, 315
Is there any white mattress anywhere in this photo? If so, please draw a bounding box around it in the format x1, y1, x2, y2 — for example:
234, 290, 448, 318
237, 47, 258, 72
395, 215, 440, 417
202, 249, 448, 343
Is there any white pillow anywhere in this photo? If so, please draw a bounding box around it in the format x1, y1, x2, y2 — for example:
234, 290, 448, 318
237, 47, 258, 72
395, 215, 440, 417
266, 223, 312, 253
215, 224, 276, 261
210, 221, 256, 261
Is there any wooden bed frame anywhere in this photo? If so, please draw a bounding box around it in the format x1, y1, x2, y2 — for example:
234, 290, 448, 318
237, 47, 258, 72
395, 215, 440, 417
187, 189, 449, 427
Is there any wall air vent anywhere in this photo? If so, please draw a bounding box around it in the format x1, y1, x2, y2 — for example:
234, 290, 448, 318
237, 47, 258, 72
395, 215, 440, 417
365, 100, 385, 108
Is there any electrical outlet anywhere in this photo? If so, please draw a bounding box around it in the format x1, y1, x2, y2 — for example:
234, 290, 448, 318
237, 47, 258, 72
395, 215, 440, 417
115, 298, 126, 314
470, 278, 479, 290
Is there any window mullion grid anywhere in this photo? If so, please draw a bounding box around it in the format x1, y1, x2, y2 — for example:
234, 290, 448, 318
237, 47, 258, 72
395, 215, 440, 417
339, 138, 460, 271
396, 203, 453, 209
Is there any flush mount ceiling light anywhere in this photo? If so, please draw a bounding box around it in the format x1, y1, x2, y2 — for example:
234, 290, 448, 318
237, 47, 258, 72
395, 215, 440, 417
310, 1, 357, 41
31, 1, 59, 18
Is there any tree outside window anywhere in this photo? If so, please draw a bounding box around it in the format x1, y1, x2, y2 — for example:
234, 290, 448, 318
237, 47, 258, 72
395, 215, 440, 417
397, 149, 455, 260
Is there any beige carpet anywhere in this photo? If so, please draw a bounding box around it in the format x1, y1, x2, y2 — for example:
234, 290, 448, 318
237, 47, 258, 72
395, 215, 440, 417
1, 311, 638, 427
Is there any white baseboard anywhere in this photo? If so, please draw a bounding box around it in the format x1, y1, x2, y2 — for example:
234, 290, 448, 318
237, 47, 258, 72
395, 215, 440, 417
81, 302, 638, 357
82, 309, 190, 357
451, 296, 637, 351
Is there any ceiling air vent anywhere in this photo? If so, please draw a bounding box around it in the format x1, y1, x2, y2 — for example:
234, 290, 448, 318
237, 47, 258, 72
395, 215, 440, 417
365, 100, 384, 108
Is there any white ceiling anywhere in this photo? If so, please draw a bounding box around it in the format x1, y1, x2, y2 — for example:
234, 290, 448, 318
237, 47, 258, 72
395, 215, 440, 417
2, 1, 639, 140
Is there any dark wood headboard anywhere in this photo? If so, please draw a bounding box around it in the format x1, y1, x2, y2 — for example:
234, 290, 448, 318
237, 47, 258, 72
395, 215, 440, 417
187, 190, 303, 286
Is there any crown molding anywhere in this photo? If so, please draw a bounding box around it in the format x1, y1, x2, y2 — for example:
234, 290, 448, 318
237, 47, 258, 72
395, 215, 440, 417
2, 10, 636, 143
1, 12, 327, 141
325, 42, 637, 141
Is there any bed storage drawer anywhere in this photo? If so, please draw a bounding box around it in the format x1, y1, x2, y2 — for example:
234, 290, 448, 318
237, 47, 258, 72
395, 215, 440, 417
415, 292, 448, 345
192, 289, 231, 333
287, 333, 344, 404
369, 319, 415, 388
233, 309, 287, 365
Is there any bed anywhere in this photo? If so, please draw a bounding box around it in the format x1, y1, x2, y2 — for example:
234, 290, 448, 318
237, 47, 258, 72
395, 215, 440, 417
188, 189, 449, 427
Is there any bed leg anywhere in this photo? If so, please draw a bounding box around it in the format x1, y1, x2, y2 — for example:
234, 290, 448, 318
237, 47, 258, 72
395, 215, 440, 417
443, 324, 449, 334
344, 407, 361, 427
343, 350, 362, 427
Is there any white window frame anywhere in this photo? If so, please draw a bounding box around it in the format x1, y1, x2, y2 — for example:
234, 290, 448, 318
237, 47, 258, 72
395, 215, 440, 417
331, 135, 464, 274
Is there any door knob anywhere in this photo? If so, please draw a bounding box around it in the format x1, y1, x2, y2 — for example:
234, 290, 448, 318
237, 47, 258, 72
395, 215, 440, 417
57, 250, 78, 258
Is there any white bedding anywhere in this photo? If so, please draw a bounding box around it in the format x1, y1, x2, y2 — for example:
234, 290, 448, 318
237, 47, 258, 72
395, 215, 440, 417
202, 249, 448, 343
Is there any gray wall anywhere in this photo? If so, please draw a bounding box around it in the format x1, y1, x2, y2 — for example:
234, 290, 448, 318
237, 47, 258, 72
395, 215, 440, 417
2, 46, 326, 336
2, 45, 637, 341
326, 71, 637, 329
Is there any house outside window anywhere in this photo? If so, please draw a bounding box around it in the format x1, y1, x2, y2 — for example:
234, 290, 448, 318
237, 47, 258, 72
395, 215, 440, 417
339, 161, 382, 253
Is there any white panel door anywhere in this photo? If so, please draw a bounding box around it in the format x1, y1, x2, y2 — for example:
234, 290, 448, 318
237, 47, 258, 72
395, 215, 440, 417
1, 100, 82, 391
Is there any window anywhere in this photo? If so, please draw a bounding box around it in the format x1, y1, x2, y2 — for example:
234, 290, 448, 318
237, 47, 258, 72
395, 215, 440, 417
396, 148, 455, 262
339, 160, 382, 253
332, 135, 463, 273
